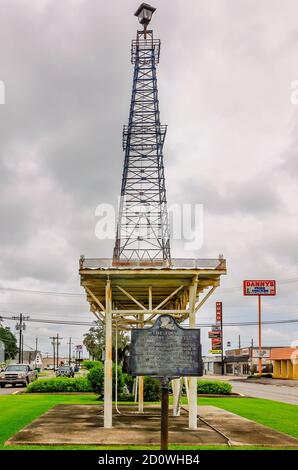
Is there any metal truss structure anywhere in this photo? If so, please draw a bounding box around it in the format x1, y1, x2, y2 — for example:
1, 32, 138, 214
113, 29, 171, 263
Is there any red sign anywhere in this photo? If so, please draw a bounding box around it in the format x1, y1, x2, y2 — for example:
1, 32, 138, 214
216, 302, 222, 324
208, 331, 221, 338
243, 280, 276, 296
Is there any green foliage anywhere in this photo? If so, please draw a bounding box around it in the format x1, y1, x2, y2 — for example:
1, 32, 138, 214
144, 376, 161, 401
83, 326, 105, 361
123, 373, 134, 393
197, 380, 232, 395
0, 325, 18, 360
82, 360, 103, 370
83, 325, 130, 363
26, 377, 92, 393
87, 364, 104, 396
87, 363, 125, 398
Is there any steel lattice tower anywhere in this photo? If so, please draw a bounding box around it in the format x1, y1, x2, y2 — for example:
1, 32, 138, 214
113, 9, 171, 263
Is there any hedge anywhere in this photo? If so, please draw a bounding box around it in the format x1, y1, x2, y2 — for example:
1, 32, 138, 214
87, 364, 125, 398
197, 380, 232, 395
27, 377, 92, 393
82, 360, 103, 370
144, 376, 161, 401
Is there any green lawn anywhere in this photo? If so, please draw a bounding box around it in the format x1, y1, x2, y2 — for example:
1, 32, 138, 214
0, 393, 298, 450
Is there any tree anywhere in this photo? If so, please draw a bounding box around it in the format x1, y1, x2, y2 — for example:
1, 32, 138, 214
83, 325, 130, 366
83, 326, 105, 361
0, 325, 18, 360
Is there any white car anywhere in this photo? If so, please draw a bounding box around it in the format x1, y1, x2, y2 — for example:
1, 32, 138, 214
0, 364, 37, 388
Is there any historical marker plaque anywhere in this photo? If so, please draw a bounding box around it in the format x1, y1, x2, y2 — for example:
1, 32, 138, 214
129, 315, 203, 377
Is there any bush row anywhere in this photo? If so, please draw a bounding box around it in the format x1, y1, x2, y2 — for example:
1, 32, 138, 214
27, 360, 231, 397
197, 380, 232, 395
27, 377, 92, 393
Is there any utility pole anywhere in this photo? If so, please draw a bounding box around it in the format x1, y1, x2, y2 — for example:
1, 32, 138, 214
12, 313, 29, 363
56, 333, 63, 368
67, 337, 72, 365
35, 337, 38, 368
251, 338, 254, 348
50, 336, 56, 370
238, 335, 241, 349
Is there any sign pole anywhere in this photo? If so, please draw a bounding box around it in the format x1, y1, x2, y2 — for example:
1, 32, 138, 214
221, 307, 224, 375
160, 377, 169, 450
258, 295, 262, 377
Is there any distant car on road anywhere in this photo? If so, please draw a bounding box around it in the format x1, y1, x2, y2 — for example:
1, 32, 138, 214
56, 365, 74, 378
0, 364, 37, 388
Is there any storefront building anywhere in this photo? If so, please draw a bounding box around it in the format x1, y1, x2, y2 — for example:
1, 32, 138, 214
271, 347, 298, 379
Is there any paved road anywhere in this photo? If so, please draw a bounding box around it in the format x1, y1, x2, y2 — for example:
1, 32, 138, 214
0, 385, 24, 395
229, 380, 298, 405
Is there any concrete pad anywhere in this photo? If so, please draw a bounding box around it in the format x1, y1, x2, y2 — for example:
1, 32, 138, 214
6, 404, 298, 447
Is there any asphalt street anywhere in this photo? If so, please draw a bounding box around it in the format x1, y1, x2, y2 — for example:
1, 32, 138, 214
229, 380, 298, 405
0, 385, 22, 395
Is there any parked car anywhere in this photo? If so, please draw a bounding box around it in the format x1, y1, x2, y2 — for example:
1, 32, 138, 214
0, 364, 38, 388
56, 365, 74, 378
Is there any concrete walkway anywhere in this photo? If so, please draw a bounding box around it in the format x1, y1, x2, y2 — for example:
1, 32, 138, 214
6, 404, 298, 448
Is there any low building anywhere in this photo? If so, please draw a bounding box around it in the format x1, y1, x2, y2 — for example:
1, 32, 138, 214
202, 355, 223, 375
42, 356, 70, 368
224, 346, 285, 376
271, 347, 298, 379
13, 351, 43, 369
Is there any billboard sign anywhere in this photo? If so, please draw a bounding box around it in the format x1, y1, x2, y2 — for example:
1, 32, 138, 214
243, 280, 276, 296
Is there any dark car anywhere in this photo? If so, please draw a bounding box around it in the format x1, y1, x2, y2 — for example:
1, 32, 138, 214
56, 365, 74, 378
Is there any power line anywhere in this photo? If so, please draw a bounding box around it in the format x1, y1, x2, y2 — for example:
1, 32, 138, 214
1, 314, 298, 328
0, 286, 83, 297
0, 275, 298, 298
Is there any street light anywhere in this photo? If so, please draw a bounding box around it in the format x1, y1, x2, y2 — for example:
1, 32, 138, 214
134, 3, 156, 37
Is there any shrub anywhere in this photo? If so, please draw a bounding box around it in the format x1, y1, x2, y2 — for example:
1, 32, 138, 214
123, 373, 134, 393
87, 363, 125, 398
87, 364, 104, 396
144, 376, 161, 401
27, 377, 92, 393
197, 380, 232, 395
82, 360, 103, 370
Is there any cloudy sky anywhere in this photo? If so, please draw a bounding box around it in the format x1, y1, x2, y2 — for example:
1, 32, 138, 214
0, 0, 298, 358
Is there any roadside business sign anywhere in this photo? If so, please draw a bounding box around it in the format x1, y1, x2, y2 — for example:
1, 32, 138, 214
208, 331, 221, 338
209, 349, 222, 354
216, 302, 222, 323
243, 280, 276, 296
243, 279, 277, 377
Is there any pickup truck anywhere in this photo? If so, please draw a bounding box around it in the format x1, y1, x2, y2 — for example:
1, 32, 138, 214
0, 364, 38, 388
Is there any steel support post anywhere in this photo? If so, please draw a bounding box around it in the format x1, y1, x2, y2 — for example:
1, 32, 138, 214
188, 281, 198, 429
138, 313, 144, 412
172, 378, 181, 416
104, 280, 113, 428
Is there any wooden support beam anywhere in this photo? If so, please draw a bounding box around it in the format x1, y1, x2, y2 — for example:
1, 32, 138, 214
153, 285, 184, 311
111, 309, 188, 315
116, 285, 146, 310
148, 285, 152, 310
195, 285, 218, 312
85, 286, 105, 311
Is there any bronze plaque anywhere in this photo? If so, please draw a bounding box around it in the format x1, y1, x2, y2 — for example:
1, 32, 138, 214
129, 315, 203, 377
